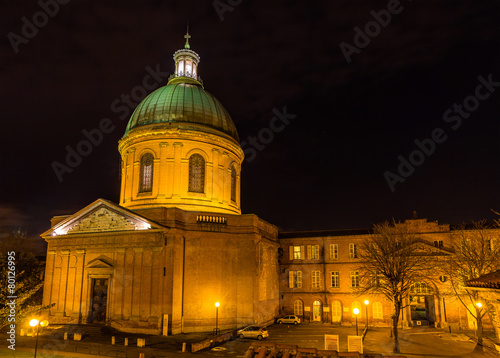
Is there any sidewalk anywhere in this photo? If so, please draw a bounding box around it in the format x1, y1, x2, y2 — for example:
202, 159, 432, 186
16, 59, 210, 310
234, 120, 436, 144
0, 328, 222, 358
363, 326, 500, 358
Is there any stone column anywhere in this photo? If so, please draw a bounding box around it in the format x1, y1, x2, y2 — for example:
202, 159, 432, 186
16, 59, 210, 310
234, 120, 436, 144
158, 143, 168, 198
43, 250, 56, 315
112, 248, 126, 320
56, 250, 70, 317
172, 143, 183, 197
131, 248, 143, 321
220, 152, 229, 204
126, 147, 136, 202
211, 148, 219, 202
74, 249, 86, 323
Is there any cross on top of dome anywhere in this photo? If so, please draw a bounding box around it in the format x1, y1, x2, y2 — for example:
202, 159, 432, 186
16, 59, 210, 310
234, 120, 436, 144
168, 28, 202, 86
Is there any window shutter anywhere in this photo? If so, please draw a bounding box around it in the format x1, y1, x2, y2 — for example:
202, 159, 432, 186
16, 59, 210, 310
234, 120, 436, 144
297, 271, 302, 288
289, 271, 294, 288
289, 246, 293, 260
300, 246, 305, 259
307, 245, 312, 259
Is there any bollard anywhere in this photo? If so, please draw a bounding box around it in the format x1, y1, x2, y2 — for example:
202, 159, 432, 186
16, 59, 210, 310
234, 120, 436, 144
137, 338, 145, 347
182, 342, 186, 352
124, 337, 128, 346
139, 354, 145, 358
111, 336, 115, 345
64, 332, 68, 340
74, 333, 82, 341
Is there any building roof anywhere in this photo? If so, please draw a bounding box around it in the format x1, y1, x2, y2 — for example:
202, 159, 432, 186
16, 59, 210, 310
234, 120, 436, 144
466, 270, 500, 289
124, 82, 239, 142
279, 228, 372, 239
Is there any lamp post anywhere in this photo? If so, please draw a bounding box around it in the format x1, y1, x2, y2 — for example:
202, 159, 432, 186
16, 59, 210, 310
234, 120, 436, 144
29, 319, 48, 358
213, 302, 220, 336
353, 308, 360, 336
364, 300, 369, 329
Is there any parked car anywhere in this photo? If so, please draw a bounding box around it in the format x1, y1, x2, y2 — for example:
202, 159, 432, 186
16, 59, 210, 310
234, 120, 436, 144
237, 325, 269, 340
277, 315, 301, 325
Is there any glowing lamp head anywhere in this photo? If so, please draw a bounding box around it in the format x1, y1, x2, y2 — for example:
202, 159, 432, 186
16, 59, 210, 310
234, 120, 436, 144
476, 302, 482, 308
40, 320, 49, 327
215, 302, 220, 308
364, 300, 369, 305
29, 319, 39, 327
353, 308, 360, 315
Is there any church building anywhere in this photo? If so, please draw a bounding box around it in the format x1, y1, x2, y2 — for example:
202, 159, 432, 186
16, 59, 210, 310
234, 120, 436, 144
41, 32, 279, 335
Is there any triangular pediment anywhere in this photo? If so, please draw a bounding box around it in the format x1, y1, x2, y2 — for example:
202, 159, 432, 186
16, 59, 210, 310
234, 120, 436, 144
87, 257, 114, 269
413, 240, 452, 255
43, 199, 163, 237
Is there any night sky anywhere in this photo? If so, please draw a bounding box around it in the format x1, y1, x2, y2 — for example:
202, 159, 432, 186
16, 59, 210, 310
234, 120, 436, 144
1, 0, 499, 240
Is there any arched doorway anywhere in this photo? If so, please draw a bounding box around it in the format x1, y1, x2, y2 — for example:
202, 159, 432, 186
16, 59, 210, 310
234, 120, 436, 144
332, 301, 342, 323
409, 282, 435, 325
313, 301, 322, 321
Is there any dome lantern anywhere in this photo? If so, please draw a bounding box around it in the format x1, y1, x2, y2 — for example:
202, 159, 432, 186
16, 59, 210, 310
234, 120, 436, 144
168, 27, 203, 87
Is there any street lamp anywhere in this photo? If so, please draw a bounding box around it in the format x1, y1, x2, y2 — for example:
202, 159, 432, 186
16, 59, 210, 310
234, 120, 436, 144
476, 302, 482, 308
364, 300, 369, 329
29, 319, 48, 358
213, 302, 220, 336
353, 308, 360, 336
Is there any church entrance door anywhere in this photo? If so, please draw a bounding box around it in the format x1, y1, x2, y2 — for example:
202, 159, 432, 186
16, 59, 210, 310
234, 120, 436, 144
90, 278, 108, 324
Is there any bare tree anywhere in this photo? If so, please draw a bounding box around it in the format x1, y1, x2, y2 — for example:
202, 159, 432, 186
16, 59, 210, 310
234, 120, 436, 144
445, 220, 500, 345
357, 221, 436, 354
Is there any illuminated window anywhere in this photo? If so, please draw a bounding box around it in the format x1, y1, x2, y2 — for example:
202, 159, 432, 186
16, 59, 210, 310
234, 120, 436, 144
289, 271, 302, 288
178, 59, 184, 76
294, 300, 303, 316
185, 59, 192, 76
330, 271, 340, 288
332, 301, 342, 322
330, 244, 338, 260
188, 154, 205, 193
410, 282, 432, 295
350, 271, 359, 288
312, 271, 321, 288
349, 243, 358, 259
308, 245, 319, 259
373, 302, 383, 319
289, 245, 303, 260
139, 153, 154, 192
230, 167, 237, 202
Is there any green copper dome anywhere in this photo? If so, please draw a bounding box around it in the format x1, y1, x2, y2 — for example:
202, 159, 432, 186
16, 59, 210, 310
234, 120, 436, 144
124, 82, 239, 142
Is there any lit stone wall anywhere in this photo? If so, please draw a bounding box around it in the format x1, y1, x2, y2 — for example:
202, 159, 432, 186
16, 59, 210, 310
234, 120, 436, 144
278, 219, 499, 330
42, 203, 279, 335
118, 125, 243, 215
